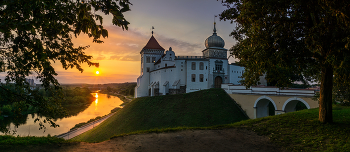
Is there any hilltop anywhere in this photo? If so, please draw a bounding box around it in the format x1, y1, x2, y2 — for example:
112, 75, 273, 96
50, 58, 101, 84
72, 88, 249, 142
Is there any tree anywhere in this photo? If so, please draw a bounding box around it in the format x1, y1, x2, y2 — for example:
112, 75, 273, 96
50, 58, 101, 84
0, 0, 131, 130
220, 0, 350, 123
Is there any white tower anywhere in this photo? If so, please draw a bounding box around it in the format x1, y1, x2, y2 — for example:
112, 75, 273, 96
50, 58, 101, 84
135, 32, 165, 97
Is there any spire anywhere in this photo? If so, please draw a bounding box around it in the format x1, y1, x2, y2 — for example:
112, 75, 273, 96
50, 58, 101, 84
213, 15, 217, 35
213, 22, 217, 35
152, 26, 154, 35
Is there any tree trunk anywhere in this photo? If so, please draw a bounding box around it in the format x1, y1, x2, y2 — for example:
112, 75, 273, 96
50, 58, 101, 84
319, 63, 333, 123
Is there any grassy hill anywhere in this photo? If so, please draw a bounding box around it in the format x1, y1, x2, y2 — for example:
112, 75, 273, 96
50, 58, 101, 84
72, 88, 249, 142
228, 105, 350, 151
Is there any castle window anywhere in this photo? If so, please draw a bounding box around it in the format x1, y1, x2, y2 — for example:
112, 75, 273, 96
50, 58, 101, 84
181, 62, 183, 64
200, 74, 204, 82
165, 63, 167, 67
199, 62, 204, 70
191, 62, 196, 70
192, 74, 196, 82
170, 57, 172, 60
152, 57, 156, 63
146, 57, 150, 63
215, 65, 222, 71
215, 60, 223, 71
147, 67, 150, 72
181, 69, 183, 71
206, 66, 207, 70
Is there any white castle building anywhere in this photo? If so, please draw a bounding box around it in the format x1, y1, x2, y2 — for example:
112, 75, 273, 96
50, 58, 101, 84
135, 23, 254, 98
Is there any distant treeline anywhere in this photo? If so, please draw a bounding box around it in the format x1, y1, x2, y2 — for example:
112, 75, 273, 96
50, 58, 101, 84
100, 83, 137, 97
42, 87, 95, 117
0, 86, 95, 123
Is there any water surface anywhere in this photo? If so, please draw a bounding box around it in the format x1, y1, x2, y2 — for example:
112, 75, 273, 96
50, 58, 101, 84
1, 93, 122, 136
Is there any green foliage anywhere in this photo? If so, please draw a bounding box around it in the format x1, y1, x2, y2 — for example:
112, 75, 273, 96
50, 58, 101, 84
220, 0, 350, 87
110, 107, 121, 113
230, 105, 350, 151
0, 135, 66, 145
1, 105, 12, 115
70, 116, 102, 131
52, 87, 95, 117
220, 0, 350, 122
0, 0, 131, 130
100, 83, 137, 96
72, 89, 249, 142
295, 101, 308, 111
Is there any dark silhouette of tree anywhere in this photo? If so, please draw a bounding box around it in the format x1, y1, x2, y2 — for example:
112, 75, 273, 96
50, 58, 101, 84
0, 0, 131, 130
220, 0, 350, 123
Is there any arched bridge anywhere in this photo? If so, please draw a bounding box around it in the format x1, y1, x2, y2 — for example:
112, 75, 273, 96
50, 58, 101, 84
222, 84, 319, 119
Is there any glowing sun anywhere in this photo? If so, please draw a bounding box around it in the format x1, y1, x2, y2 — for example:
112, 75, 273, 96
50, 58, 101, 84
95, 71, 100, 74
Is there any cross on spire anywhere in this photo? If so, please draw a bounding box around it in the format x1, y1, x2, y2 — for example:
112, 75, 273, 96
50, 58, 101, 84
152, 26, 154, 35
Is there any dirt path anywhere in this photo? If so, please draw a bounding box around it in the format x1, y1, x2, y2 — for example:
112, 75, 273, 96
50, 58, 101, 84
4, 128, 286, 152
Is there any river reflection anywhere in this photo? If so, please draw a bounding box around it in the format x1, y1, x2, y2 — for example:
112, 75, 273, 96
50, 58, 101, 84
0, 93, 123, 137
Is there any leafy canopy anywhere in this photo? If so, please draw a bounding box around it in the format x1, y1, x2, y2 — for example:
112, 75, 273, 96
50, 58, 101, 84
220, 0, 350, 123
220, 0, 350, 87
0, 0, 131, 130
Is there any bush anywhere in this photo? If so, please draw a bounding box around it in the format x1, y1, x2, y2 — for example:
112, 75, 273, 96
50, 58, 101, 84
1, 105, 12, 115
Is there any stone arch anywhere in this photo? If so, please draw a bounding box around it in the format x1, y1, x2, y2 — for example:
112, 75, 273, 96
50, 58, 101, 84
282, 97, 310, 113
253, 96, 277, 119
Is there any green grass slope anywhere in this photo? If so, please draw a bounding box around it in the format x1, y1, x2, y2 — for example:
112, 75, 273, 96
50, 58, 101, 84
72, 88, 249, 142
229, 105, 350, 152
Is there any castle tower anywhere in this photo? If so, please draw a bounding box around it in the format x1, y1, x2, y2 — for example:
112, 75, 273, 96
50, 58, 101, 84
202, 22, 227, 59
140, 35, 165, 74
202, 22, 228, 88
136, 32, 165, 97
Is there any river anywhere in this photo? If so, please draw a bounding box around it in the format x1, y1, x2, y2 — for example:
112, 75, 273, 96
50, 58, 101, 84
0, 93, 123, 137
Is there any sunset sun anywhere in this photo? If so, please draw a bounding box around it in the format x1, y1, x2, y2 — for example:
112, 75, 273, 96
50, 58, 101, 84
95, 71, 100, 75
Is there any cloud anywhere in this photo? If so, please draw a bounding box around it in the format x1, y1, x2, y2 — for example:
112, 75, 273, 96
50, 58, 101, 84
157, 35, 203, 56
72, 25, 205, 62
109, 54, 139, 61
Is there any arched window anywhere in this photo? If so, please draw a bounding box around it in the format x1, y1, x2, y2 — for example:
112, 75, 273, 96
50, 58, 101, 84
199, 62, 204, 70
191, 62, 196, 70
192, 74, 196, 82
200, 74, 204, 82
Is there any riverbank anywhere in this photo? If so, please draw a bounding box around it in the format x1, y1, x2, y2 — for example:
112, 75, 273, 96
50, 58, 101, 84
55, 112, 117, 140
0, 93, 123, 137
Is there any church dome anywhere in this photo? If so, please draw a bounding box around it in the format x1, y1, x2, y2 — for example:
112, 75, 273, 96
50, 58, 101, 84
205, 22, 225, 48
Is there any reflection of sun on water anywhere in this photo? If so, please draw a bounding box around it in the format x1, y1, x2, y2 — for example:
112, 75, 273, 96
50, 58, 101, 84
95, 93, 98, 111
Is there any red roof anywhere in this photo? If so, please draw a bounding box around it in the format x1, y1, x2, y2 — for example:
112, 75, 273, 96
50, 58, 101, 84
143, 35, 164, 50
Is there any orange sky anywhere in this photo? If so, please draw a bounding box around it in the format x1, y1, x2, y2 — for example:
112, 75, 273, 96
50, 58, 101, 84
50, 0, 238, 84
